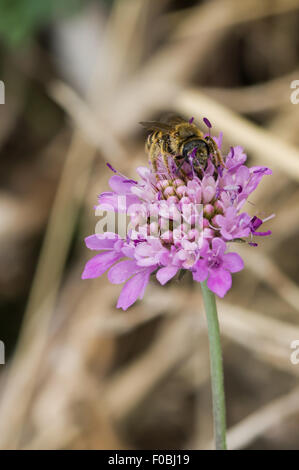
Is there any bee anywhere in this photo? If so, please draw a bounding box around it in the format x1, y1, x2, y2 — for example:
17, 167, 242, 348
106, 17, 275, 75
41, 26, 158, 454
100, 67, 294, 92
140, 115, 224, 178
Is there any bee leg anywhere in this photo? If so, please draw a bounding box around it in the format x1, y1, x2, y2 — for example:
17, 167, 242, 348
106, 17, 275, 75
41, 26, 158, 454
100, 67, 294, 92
148, 146, 159, 175
215, 148, 225, 167
151, 157, 159, 174
176, 156, 188, 172
162, 154, 170, 175
160, 141, 172, 176
174, 156, 189, 179
205, 136, 225, 168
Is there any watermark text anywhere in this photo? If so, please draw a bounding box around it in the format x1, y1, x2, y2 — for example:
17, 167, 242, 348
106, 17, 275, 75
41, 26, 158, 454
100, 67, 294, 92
0, 81, 4, 104
290, 80, 299, 104
0, 341, 5, 365
290, 340, 299, 365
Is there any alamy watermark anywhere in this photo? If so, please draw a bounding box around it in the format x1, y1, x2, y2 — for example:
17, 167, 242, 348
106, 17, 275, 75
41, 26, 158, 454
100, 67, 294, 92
290, 80, 299, 104
0, 81, 4, 104
95, 196, 204, 247
0, 340, 5, 365
290, 340, 299, 365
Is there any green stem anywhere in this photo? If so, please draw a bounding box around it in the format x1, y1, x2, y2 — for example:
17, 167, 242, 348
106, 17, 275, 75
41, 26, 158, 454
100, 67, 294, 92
200, 281, 227, 450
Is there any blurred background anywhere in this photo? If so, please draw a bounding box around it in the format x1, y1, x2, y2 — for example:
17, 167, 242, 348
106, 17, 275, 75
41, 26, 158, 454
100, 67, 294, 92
0, 0, 299, 450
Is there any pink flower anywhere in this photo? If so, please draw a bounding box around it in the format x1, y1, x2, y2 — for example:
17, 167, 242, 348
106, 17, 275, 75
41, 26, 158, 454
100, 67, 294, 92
82, 120, 273, 309
225, 146, 247, 170
108, 260, 156, 311
81, 233, 124, 279
98, 174, 140, 212
134, 239, 169, 267
214, 207, 251, 240
192, 238, 244, 297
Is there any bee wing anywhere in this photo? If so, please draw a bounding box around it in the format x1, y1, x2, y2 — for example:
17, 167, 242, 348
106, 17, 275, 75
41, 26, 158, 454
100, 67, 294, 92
140, 115, 189, 132
162, 114, 187, 126
139, 121, 172, 132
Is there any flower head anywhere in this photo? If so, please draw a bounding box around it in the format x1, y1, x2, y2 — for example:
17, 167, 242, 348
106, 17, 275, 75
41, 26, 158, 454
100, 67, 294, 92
82, 120, 273, 309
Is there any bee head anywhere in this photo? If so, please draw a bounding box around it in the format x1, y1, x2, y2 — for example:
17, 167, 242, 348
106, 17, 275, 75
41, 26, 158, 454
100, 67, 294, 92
182, 139, 210, 166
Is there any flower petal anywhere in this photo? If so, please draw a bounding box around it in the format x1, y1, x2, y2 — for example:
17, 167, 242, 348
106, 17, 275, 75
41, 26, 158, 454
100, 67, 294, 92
84, 233, 119, 250
192, 259, 208, 282
121, 246, 135, 258
211, 237, 226, 255
109, 175, 136, 194
207, 268, 232, 298
136, 257, 158, 267
202, 185, 215, 203
116, 268, 153, 310
98, 192, 139, 212
136, 166, 152, 180
135, 243, 154, 257
81, 251, 122, 279
222, 253, 244, 273
97, 192, 120, 210
108, 260, 141, 284
156, 266, 179, 285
